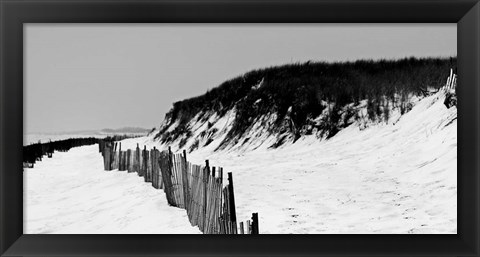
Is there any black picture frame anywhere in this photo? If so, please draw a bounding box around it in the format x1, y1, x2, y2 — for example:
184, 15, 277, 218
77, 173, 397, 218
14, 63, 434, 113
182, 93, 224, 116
1, 0, 478, 256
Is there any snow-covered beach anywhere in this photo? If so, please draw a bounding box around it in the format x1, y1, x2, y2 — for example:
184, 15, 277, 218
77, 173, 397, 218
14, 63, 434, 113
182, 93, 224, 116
24, 88, 456, 234
23, 145, 201, 234
23, 23, 459, 235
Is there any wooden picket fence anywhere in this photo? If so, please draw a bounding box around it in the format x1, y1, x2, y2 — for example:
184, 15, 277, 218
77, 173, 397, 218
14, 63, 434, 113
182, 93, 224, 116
24, 135, 140, 169
444, 68, 457, 91
23, 137, 98, 168
98, 140, 259, 234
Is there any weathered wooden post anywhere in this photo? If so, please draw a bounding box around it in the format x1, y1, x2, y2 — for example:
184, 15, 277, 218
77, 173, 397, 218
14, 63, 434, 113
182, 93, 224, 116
141, 145, 147, 177
161, 148, 176, 206
158, 150, 165, 190
128, 149, 132, 172
223, 187, 230, 234
151, 149, 155, 183
118, 150, 122, 171
203, 160, 210, 232
182, 149, 189, 210
239, 222, 244, 234
135, 143, 140, 174
103, 143, 109, 170
167, 146, 173, 194
167, 146, 172, 174
109, 143, 114, 171
158, 157, 163, 189
132, 149, 136, 172
251, 213, 259, 234
145, 147, 151, 182
168, 146, 173, 166
121, 150, 124, 171
111, 142, 117, 170
227, 172, 237, 234
126, 149, 132, 172
157, 148, 162, 189
104, 146, 111, 171
215, 169, 223, 234
151, 147, 157, 188
118, 143, 122, 171
121, 151, 127, 171
109, 143, 114, 170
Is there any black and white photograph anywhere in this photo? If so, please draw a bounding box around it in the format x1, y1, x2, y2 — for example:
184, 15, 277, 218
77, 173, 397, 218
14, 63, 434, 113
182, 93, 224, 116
23, 24, 457, 234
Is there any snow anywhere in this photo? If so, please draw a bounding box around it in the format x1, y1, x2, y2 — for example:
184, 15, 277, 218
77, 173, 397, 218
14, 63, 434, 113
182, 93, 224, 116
120, 89, 457, 234
23, 145, 201, 234
24, 88, 456, 234
252, 77, 264, 90
190, 91, 456, 234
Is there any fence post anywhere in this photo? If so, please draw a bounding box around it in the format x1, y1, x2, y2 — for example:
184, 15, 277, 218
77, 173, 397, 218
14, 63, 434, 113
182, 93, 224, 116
145, 147, 151, 182
251, 213, 259, 234
109, 143, 114, 170
216, 168, 223, 234
168, 146, 173, 186
203, 160, 210, 233
142, 145, 147, 177
124, 150, 127, 171
152, 147, 157, 187
119, 151, 123, 171
168, 146, 173, 176
111, 143, 116, 169
182, 149, 189, 213
118, 143, 122, 170
126, 149, 131, 172
227, 172, 237, 234
168, 146, 173, 168
135, 143, 140, 174
183, 149, 187, 162
104, 146, 111, 171
158, 154, 163, 189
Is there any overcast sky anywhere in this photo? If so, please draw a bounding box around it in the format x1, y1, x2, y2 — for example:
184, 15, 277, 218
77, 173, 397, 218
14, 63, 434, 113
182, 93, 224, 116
24, 24, 456, 134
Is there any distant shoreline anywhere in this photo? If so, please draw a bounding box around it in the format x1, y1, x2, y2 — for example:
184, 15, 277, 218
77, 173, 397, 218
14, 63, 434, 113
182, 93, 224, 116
24, 132, 147, 146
